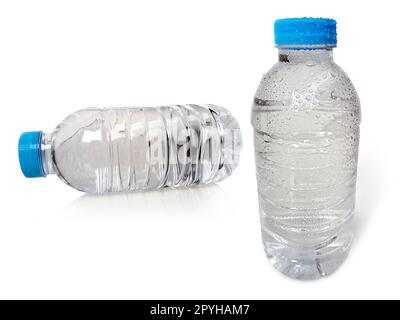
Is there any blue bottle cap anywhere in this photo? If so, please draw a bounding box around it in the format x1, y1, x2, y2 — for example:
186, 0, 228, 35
18, 131, 46, 178
274, 18, 337, 47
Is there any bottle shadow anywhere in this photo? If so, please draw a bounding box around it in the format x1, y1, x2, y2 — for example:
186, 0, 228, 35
68, 183, 227, 219
352, 159, 381, 248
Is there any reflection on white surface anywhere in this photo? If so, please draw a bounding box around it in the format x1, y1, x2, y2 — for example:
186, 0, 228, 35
68, 184, 227, 218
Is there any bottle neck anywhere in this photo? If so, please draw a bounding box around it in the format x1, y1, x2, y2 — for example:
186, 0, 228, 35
41, 132, 55, 175
278, 47, 333, 63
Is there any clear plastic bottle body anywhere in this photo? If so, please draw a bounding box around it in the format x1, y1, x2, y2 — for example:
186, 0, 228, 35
252, 48, 360, 279
42, 104, 241, 194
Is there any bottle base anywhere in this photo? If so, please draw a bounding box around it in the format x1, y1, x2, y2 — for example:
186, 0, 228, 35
264, 234, 353, 280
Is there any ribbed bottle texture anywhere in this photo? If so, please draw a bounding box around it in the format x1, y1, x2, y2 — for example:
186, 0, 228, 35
29, 104, 241, 194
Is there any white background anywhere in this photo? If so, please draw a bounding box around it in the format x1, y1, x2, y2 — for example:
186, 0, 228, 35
0, 0, 397, 300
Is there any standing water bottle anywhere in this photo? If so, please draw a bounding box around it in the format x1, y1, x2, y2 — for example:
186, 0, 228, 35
252, 18, 361, 279
19, 104, 242, 193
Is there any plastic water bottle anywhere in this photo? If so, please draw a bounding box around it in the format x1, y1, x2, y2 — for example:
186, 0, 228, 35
252, 18, 361, 279
19, 104, 242, 193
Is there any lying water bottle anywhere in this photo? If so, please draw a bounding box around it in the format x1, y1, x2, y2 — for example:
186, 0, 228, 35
252, 18, 361, 279
19, 104, 242, 193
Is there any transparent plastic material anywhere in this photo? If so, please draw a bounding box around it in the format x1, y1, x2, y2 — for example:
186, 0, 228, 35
252, 48, 360, 279
39, 105, 242, 193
